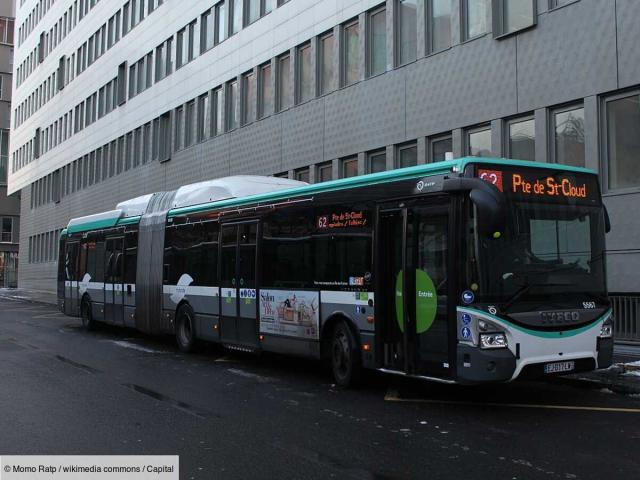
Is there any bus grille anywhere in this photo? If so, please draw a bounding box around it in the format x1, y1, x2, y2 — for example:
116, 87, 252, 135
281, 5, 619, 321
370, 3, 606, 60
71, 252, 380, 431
610, 295, 640, 344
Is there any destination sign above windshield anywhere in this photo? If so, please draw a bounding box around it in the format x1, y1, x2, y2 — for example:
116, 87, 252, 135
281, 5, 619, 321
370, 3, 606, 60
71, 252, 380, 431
473, 165, 600, 205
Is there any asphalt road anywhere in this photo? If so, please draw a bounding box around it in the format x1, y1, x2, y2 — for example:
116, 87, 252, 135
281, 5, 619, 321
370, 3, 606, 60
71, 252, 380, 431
0, 296, 639, 480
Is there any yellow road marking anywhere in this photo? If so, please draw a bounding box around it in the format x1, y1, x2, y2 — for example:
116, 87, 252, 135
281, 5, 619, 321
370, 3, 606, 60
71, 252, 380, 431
384, 389, 640, 413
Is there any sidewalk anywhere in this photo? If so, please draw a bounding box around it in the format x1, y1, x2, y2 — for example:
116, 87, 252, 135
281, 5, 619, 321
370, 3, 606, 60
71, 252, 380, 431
0, 288, 58, 306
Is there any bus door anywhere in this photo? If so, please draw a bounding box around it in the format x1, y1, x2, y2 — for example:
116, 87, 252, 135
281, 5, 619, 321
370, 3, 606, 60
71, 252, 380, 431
377, 201, 452, 378
104, 237, 125, 325
64, 241, 80, 316
219, 222, 259, 348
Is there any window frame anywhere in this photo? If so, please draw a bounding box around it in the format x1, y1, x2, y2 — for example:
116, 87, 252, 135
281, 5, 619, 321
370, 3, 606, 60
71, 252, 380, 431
396, 0, 418, 66
316, 162, 333, 183
367, 5, 386, 78
428, 132, 453, 163
465, 124, 492, 157
341, 156, 358, 178
601, 90, 640, 194
366, 149, 386, 174
505, 114, 536, 161
395, 142, 418, 169
461, 0, 488, 42
426, 0, 452, 55
493, 0, 537, 39
549, 102, 585, 167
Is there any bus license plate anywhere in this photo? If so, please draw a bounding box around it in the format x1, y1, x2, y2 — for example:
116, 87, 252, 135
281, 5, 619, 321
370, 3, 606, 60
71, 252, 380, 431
544, 361, 575, 374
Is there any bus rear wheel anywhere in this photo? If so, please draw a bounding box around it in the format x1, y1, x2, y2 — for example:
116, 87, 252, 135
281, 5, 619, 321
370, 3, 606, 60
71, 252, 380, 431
80, 297, 95, 331
175, 305, 196, 353
331, 321, 361, 388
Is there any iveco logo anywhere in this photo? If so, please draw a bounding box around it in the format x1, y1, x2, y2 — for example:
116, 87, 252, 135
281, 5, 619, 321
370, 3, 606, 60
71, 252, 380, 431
539, 311, 580, 324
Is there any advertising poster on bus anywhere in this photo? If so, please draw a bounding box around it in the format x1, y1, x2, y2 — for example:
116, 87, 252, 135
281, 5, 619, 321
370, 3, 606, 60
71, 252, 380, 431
259, 290, 319, 340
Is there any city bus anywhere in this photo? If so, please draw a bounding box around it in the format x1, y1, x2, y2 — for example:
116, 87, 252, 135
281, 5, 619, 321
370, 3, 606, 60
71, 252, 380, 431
58, 157, 613, 386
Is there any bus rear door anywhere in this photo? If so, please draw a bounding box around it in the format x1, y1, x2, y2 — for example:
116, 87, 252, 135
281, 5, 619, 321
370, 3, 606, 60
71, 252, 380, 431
219, 222, 259, 348
377, 200, 452, 378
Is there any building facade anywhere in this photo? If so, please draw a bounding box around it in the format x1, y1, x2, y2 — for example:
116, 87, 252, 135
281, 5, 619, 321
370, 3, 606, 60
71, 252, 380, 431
0, 0, 18, 288
8, 0, 640, 333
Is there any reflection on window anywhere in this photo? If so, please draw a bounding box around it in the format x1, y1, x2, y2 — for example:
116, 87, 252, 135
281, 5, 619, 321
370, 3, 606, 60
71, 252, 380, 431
320, 33, 335, 94
606, 94, 640, 190
317, 162, 333, 182
431, 136, 452, 162
554, 107, 584, 167
501, 0, 535, 35
398, 0, 417, 64
297, 44, 313, 103
464, 0, 488, 40
342, 157, 358, 178
368, 151, 386, 173
278, 54, 292, 110
344, 20, 360, 86
428, 0, 451, 53
468, 128, 491, 157
259, 63, 273, 118
398, 144, 417, 168
369, 7, 386, 76
508, 118, 535, 161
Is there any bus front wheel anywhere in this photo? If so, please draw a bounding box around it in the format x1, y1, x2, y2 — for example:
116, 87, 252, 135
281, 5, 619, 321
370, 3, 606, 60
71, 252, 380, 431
80, 297, 95, 331
175, 305, 196, 353
331, 321, 362, 388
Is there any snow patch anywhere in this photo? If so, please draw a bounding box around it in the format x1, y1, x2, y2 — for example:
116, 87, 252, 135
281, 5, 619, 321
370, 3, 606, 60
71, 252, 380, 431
110, 340, 163, 354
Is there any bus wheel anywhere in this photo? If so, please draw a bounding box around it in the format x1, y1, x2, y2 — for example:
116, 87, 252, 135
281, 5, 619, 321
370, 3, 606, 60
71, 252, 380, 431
175, 305, 196, 353
331, 321, 361, 388
80, 297, 95, 331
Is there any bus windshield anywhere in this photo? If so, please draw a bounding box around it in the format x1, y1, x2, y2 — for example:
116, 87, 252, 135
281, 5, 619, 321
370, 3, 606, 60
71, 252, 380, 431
465, 199, 607, 311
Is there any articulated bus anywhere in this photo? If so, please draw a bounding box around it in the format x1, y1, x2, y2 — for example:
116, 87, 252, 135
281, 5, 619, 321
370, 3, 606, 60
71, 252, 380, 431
58, 158, 613, 386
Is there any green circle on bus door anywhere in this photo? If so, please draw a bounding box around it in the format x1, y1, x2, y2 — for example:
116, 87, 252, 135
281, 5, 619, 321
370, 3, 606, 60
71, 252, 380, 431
395, 270, 438, 334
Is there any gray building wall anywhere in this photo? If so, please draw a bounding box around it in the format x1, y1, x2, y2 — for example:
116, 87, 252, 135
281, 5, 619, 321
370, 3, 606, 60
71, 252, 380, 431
11, 0, 640, 296
0, 0, 18, 288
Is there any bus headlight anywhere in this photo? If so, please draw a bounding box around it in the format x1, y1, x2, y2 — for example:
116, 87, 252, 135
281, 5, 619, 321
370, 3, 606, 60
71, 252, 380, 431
599, 319, 613, 339
479, 332, 508, 349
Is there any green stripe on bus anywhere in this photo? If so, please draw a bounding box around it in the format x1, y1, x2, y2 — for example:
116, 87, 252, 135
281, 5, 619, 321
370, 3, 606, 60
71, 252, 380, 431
458, 306, 612, 338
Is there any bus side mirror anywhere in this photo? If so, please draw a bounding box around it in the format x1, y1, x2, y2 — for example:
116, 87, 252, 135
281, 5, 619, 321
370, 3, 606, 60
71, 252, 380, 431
443, 177, 506, 238
603, 204, 611, 233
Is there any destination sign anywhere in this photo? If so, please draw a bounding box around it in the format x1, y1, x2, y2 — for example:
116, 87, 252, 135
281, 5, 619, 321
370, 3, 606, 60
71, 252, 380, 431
317, 210, 368, 230
474, 166, 600, 205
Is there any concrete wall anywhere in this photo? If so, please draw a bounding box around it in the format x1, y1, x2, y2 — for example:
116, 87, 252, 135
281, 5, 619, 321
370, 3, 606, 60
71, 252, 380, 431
12, 0, 640, 294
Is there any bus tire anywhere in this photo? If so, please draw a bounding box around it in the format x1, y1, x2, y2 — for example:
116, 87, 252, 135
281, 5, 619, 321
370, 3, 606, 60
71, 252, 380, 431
80, 296, 96, 331
331, 321, 362, 388
175, 304, 196, 353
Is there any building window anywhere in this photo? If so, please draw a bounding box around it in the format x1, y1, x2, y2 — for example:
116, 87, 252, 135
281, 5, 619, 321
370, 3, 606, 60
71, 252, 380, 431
319, 32, 335, 95
197, 93, 210, 142
212, 87, 223, 135
259, 62, 273, 118
185, 100, 196, 147
297, 44, 313, 103
367, 150, 386, 173
159, 111, 172, 161
495, 0, 536, 36
201, 8, 214, 53
227, 80, 238, 130
397, 143, 417, 168
317, 162, 332, 182
343, 19, 360, 86
176, 27, 186, 68
174, 105, 184, 151
605, 93, 640, 190
295, 168, 309, 183
277, 54, 292, 111
342, 157, 358, 178
247, 0, 260, 25
429, 134, 452, 162
427, 0, 451, 53
368, 7, 386, 77
507, 117, 535, 161
242, 72, 255, 125
549, 0, 576, 8
0, 129, 8, 184
397, 0, 417, 65
552, 105, 584, 167
0, 218, 12, 243
215, 1, 227, 44
230, 0, 242, 35
462, 0, 488, 40
467, 126, 492, 157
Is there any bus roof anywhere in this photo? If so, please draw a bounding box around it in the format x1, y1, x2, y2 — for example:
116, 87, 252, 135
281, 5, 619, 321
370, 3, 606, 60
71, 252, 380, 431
64, 157, 596, 235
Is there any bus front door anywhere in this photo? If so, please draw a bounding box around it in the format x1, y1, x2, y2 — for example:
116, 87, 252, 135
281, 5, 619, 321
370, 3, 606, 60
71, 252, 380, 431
104, 237, 125, 325
64, 241, 80, 316
219, 222, 259, 348
378, 202, 452, 378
